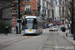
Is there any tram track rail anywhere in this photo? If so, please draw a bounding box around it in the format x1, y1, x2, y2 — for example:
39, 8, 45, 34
0, 36, 33, 50
39, 31, 55, 50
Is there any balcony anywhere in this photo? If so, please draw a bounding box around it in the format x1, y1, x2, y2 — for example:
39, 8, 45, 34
12, 1, 18, 6
12, 10, 17, 13
23, 9, 32, 14
24, 11, 32, 14
11, 13, 17, 15
12, 1, 18, 4
11, 10, 17, 15
11, 10, 24, 15
12, 7, 17, 9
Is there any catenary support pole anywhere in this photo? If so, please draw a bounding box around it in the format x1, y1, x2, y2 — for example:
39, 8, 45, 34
17, 0, 21, 34
71, 0, 75, 40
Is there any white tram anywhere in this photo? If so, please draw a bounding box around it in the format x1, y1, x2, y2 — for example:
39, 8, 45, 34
22, 16, 43, 34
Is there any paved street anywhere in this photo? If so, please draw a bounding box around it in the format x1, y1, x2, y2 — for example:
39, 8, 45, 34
0, 28, 75, 50
0, 29, 50, 50
0, 0, 75, 50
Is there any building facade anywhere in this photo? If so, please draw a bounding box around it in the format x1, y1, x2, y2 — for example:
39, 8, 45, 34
11, 0, 40, 30
58, 0, 69, 24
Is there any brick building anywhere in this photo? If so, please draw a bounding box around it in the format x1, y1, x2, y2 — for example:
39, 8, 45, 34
12, 0, 40, 30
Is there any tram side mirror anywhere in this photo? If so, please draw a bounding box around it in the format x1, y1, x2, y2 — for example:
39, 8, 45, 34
22, 21, 25, 26
33, 19, 37, 24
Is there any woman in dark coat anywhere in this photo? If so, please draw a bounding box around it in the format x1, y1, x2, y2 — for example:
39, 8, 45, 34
5, 26, 9, 36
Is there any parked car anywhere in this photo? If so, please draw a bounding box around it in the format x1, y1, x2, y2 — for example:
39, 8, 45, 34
48, 23, 53, 27
49, 26, 58, 31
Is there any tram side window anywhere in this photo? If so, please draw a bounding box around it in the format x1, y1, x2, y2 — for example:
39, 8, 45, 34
33, 19, 37, 29
24, 19, 27, 29
38, 22, 42, 28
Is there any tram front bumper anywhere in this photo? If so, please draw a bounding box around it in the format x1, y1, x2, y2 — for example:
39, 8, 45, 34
25, 29, 37, 34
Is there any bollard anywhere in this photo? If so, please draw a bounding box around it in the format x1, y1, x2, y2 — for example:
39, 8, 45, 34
66, 33, 68, 37
16, 26, 18, 34
66, 29, 68, 37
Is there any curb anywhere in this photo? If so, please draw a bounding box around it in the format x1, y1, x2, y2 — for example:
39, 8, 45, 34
64, 37, 75, 45
58, 30, 75, 45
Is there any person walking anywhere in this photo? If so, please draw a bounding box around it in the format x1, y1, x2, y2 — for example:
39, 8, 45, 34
5, 26, 9, 36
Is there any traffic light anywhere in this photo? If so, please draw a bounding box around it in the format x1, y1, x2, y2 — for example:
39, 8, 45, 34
38, 3, 41, 11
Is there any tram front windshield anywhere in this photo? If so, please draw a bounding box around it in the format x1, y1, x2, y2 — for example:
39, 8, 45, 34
25, 18, 37, 29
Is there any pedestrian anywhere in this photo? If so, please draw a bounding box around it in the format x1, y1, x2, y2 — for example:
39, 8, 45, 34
5, 26, 9, 36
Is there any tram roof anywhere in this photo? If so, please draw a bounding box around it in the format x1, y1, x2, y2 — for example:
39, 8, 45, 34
25, 16, 37, 18
22, 15, 42, 22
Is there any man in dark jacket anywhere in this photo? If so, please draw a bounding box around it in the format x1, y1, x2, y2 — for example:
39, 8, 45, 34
5, 26, 9, 36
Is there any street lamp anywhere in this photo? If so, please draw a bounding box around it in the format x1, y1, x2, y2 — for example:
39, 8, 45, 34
16, 0, 21, 34
37, 3, 41, 16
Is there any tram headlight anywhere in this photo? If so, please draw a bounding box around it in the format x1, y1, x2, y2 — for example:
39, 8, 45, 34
33, 29, 36, 31
25, 29, 28, 31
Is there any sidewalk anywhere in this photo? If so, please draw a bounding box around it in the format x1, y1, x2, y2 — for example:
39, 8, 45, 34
0, 30, 25, 43
58, 29, 75, 45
